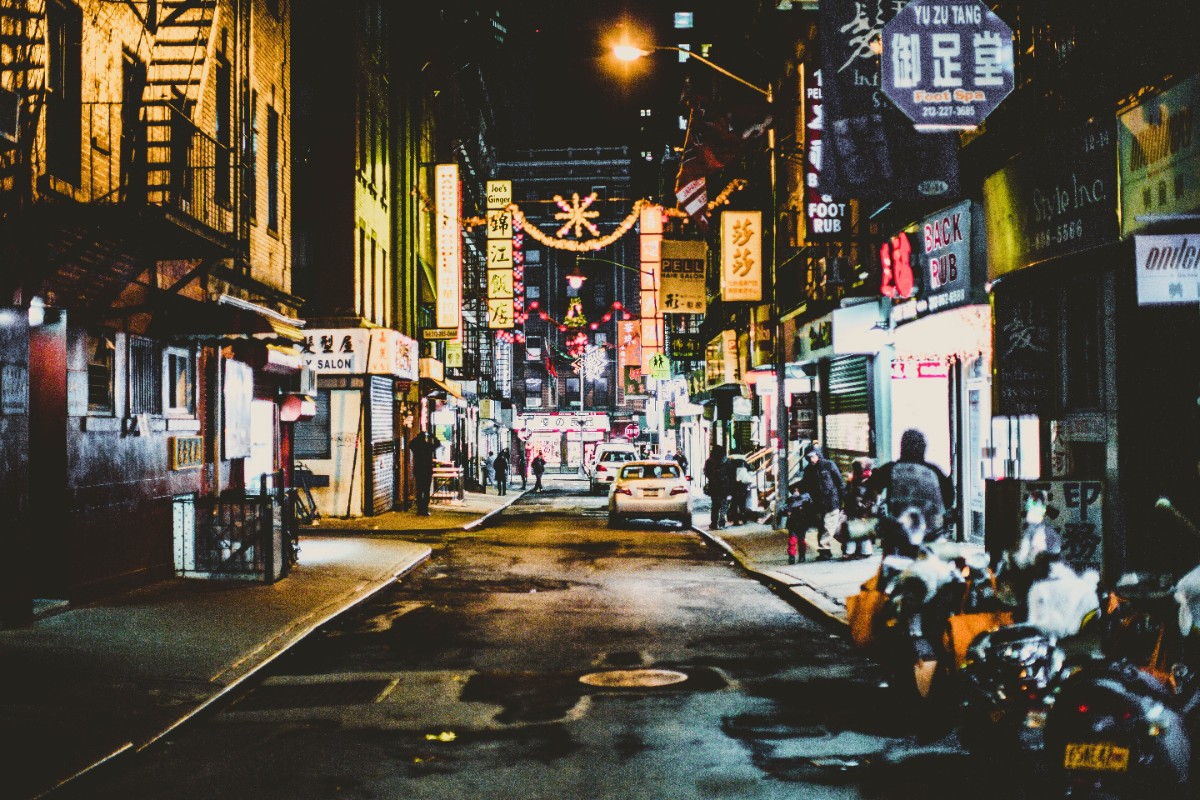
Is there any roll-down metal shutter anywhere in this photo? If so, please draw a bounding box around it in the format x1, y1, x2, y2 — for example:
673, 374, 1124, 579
826, 356, 869, 414
367, 376, 395, 515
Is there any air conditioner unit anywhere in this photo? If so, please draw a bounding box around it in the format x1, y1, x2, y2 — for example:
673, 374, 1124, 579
0, 88, 18, 145
297, 364, 316, 396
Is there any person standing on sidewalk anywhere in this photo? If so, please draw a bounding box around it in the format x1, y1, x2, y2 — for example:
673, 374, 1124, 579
483, 451, 495, 492
409, 431, 437, 516
837, 458, 879, 559
799, 443, 846, 561
516, 447, 528, 490
703, 445, 731, 530
494, 449, 510, 496
531, 453, 546, 492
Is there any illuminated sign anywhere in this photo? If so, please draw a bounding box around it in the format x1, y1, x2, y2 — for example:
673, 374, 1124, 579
881, 0, 1014, 130
435, 164, 462, 330
660, 239, 707, 313
720, 210, 763, 301
879, 232, 916, 298
803, 64, 852, 241
640, 205, 664, 370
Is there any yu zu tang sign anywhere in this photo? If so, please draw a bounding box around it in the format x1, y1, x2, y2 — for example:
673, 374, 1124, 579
882, 0, 1014, 130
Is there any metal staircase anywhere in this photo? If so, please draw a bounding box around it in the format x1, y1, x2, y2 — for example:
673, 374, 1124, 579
142, 0, 218, 207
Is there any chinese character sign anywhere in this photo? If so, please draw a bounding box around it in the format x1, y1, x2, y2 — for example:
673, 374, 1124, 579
435, 164, 462, 331
640, 205, 665, 371
721, 211, 762, 301
486, 182, 514, 330
804, 64, 852, 241
879, 232, 916, 298
881, 0, 1014, 130
660, 239, 707, 314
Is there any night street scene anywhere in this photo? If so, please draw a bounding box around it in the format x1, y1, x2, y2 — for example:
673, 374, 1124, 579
1, 0, 1199, 798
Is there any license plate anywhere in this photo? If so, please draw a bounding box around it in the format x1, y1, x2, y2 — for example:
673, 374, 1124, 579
1064, 742, 1130, 772
642, 490, 660, 497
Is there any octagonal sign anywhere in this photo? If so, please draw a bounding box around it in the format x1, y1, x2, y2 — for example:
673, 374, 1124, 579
881, 0, 1014, 131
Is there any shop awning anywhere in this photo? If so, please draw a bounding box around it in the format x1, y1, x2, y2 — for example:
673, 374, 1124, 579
420, 375, 463, 399
143, 295, 305, 346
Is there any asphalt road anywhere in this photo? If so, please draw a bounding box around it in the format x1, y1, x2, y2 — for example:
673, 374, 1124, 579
54, 485, 1051, 800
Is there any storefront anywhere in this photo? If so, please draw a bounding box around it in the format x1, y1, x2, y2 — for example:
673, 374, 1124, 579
789, 301, 891, 476
886, 200, 992, 542
295, 328, 419, 517
513, 411, 610, 472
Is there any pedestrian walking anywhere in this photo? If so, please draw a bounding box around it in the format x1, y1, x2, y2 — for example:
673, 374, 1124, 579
703, 445, 731, 530
482, 451, 495, 492
837, 458, 879, 559
673, 449, 689, 476
531, 453, 546, 492
799, 443, 846, 561
866, 428, 955, 558
727, 458, 755, 525
494, 449, 510, 496
784, 482, 815, 564
516, 447, 529, 490
409, 431, 437, 516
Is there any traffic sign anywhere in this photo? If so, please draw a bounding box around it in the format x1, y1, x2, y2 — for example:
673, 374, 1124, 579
647, 352, 671, 379
881, 0, 1014, 131
624, 423, 641, 439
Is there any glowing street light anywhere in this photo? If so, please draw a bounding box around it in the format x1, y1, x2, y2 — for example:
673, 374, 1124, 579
610, 36, 787, 525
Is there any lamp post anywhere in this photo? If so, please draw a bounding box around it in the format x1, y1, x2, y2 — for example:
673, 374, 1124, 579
613, 42, 788, 525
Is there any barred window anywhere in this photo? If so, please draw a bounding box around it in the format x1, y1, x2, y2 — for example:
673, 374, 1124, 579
129, 336, 161, 415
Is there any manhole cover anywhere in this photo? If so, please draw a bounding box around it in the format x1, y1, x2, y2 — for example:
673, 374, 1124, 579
578, 669, 690, 688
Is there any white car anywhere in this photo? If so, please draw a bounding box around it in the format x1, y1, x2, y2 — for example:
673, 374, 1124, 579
608, 460, 692, 528
589, 443, 639, 493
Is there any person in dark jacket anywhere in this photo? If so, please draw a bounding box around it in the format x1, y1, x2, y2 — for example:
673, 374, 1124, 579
494, 450, 510, 496
866, 428, 955, 557
703, 445, 731, 529
409, 431, 437, 516
516, 447, 528, 490
837, 458, 878, 559
799, 443, 846, 560
531, 454, 546, 492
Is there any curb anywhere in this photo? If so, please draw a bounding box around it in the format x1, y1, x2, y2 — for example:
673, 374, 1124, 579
692, 526, 850, 630
462, 489, 528, 531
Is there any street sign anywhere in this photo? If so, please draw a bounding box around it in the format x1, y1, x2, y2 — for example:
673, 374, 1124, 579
881, 0, 1014, 131
647, 352, 671, 379
624, 423, 641, 439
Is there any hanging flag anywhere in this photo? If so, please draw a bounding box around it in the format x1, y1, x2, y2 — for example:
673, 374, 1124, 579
675, 96, 773, 224
544, 353, 558, 379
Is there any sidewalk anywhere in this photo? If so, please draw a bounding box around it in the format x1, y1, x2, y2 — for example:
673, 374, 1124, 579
1, 489, 524, 800
690, 500, 880, 629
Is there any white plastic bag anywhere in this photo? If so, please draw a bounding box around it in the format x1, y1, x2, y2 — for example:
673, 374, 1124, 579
1027, 562, 1100, 638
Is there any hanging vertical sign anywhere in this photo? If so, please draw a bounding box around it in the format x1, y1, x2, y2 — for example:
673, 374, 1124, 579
616, 318, 643, 405
639, 205, 665, 371
721, 210, 763, 301
660, 239, 707, 313
486, 179, 514, 330
435, 164, 462, 331
803, 64, 852, 240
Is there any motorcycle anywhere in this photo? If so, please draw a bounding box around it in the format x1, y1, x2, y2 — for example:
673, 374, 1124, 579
955, 560, 1099, 756
1043, 569, 1200, 798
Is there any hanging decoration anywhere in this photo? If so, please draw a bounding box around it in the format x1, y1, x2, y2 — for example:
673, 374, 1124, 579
563, 298, 588, 329
554, 192, 602, 238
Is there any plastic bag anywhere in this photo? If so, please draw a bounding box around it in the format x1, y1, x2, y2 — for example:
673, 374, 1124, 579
1026, 562, 1100, 638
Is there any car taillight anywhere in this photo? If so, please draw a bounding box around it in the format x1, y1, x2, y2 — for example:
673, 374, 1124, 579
670, 486, 688, 495
616, 486, 632, 495
597, 464, 607, 472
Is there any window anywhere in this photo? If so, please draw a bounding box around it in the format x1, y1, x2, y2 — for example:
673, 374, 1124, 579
247, 90, 258, 220
86, 330, 115, 413
674, 11, 694, 29
128, 336, 162, 415
295, 389, 332, 459
640, 108, 652, 117
267, 105, 280, 231
526, 284, 540, 299
679, 115, 688, 130
215, 51, 232, 205
524, 377, 543, 394
46, 0, 82, 183
677, 43, 691, 62
164, 346, 195, 415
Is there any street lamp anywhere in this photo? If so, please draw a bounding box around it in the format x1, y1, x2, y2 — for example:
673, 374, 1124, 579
612, 41, 788, 525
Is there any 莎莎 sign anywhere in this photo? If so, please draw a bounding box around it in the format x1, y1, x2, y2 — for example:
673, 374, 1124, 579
881, 0, 1014, 130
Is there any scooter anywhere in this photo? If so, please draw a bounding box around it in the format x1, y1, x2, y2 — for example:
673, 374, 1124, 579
1043, 570, 1200, 798
955, 559, 1099, 756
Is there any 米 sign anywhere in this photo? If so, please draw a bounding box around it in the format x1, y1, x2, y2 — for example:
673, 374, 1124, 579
881, 0, 1014, 130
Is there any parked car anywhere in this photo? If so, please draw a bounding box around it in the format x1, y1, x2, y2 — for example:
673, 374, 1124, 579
608, 460, 692, 528
588, 442, 639, 493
